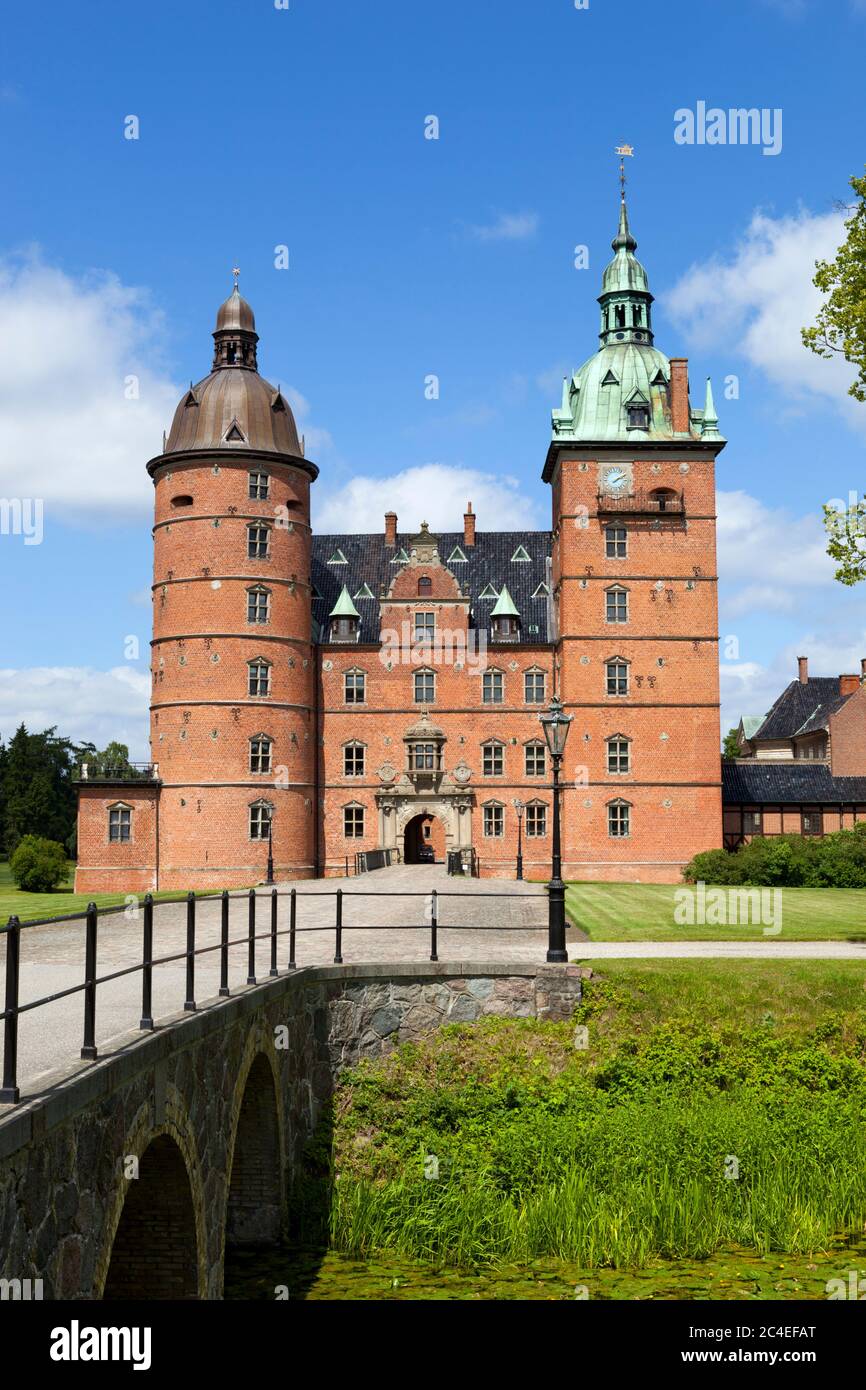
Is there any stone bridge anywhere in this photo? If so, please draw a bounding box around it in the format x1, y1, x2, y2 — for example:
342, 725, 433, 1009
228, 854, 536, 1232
0, 960, 582, 1299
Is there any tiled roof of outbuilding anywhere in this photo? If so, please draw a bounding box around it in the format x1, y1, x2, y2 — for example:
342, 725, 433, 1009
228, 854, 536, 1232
753, 678, 851, 741
311, 531, 553, 644
722, 761, 866, 805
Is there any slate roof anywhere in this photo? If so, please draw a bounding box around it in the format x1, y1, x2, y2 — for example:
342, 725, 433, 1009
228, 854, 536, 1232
722, 761, 866, 805
753, 678, 851, 741
311, 531, 553, 644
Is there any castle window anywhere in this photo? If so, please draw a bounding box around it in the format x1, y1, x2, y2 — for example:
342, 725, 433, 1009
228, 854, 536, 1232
483, 669, 504, 704
525, 742, 546, 777
483, 802, 504, 838
250, 736, 272, 774
627, 405, 649, 430
418, 575, 432, 596
608, 800, 631, 838
249, 801, 272, 840
482, 741, 504, 776
605, 526, 627, 559
524, 669, 546, 704
802, 809, 823, 837
247, 587, 270, 624
344, 804, 365, 838
414, 668, 436, 703
605, 587, 628, 624
633, 305, 643, 327
414, 611, 435, 641
606, 659, 629, 696
606, 735, 631, 775
249, 471, 269, 501
248, 659, 271, 697
344, 669, 366, 704
344, 742, 365, 776
247, 524, 270, 559
410, 742, 438, 772
649, 488, 677, 512
108, 804, 131, 842
170, 495, 193, 508
615, 305, 626, 328
526, 802, 547, 838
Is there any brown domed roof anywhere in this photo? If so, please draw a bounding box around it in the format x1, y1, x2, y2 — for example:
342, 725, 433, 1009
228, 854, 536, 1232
215, 287, 256, 334
164, 370, 303, 456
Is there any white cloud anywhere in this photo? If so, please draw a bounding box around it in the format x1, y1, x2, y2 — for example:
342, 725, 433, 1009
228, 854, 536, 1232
0, 252, 331, 518
717, 488, 834, 617
0, 253, 179, 517
313, 463, 544, 533
720, 631, 866, 734
663, 207, 864, 432
0, 665, 150, 757
466, 212, 539, 243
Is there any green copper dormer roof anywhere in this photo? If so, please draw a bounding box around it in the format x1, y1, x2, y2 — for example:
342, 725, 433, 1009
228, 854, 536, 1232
490, 584, 520, 618
329, 584, 360, 619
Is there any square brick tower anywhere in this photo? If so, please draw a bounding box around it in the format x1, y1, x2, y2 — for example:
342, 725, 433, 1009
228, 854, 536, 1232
543, 195, 725, 881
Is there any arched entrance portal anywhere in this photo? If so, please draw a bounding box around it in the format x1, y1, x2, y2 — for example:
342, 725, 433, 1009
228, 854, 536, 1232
403, 812, 445, 864
103, 1134, 199, 1299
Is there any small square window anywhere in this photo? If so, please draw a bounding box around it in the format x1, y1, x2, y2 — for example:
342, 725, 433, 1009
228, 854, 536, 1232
605, 526, 627, 559
606, 589, 628, 624
802, 810, 823, 837
744, 810, 762, 834
249, 471, 269, 500
483, 743, 504, 776
414, 612, 435, 641
525, 743, 546, 776
109, 806, 131, 842
483, 671, 504, 704
524, 670, 545, 704
344, 743, 365, 776
483, 804, 504, 837
345, 671, 366, 704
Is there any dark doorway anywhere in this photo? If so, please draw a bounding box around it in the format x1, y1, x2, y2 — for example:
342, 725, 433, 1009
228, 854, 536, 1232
403, 813, 442, 863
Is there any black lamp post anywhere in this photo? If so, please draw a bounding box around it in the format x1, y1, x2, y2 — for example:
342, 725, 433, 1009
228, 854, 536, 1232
539, 695, 573, 963
512, 798, 524, 880
265, 816, 275, 886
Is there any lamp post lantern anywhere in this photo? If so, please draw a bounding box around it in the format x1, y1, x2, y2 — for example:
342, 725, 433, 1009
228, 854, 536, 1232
265, 816, 275, 886
539, 695, 573, 962
512, 798, 524, 880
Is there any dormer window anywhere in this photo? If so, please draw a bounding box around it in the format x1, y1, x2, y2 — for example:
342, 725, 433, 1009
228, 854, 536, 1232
627, 404, 649, 429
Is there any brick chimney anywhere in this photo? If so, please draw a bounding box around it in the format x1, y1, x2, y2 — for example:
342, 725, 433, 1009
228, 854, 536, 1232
798, 655, 808, 685
384, 511, 397, 547
463, 501, 476, 547
840, 673, 860, 697
669, 358, 690, 435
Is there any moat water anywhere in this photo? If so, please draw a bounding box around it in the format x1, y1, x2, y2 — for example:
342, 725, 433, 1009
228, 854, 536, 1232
225, 1240, 866, 1301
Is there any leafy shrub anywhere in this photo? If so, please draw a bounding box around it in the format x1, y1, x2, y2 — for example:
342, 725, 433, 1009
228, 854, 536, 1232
684, 828, 866, 887
9, 835, 69, 892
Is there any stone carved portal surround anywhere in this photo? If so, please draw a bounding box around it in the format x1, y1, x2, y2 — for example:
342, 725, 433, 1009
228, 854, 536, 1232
378, 790, 475, 855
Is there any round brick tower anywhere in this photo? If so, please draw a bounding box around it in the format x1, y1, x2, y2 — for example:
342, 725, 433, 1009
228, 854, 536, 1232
146, 281, 318, 888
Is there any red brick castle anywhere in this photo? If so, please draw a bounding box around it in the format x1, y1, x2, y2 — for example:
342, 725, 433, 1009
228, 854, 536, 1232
75, 194, 730, 890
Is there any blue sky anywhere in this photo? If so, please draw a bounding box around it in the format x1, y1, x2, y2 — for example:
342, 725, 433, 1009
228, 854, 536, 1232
1, 0, 865, 756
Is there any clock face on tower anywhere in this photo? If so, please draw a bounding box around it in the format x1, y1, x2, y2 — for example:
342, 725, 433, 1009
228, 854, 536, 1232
603, 466, 628, 494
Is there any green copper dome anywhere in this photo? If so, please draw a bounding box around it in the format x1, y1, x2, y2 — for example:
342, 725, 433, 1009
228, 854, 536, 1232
600, 201, 650, 297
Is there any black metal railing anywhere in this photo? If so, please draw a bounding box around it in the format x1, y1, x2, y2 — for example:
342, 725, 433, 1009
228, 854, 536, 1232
76, 762, 159, 782
354, 848, 400, 874
0, 884, 548, 1105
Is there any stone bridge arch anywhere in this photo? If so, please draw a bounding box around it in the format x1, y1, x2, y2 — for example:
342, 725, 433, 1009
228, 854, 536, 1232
95, 1093, 208, 1300
222, 1027, 287, 1267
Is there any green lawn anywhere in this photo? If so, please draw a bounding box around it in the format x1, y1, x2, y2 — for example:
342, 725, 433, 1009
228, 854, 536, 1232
0, 861, 213, 924
571, 958, 866, 1036
566, 881, 866, 941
